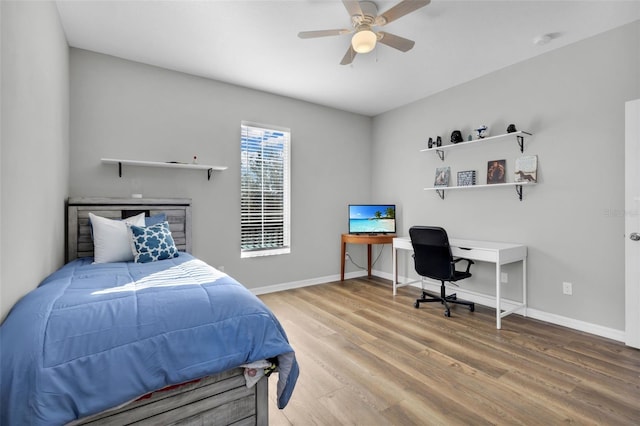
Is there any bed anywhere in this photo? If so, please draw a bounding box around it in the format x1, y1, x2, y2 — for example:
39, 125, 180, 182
0, 197, 298, 425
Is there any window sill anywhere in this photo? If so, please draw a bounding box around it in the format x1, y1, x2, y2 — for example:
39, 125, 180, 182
241, 247, 291, 258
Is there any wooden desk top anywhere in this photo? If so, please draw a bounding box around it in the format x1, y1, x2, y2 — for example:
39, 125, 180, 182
342, 233, 396, 244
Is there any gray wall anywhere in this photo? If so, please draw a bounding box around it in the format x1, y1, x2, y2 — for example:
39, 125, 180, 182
372, 21, 640, 331
69, 49, 372, 288
0, 1, 69, 321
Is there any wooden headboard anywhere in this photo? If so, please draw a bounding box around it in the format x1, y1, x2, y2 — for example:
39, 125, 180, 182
66, 197, 192, 262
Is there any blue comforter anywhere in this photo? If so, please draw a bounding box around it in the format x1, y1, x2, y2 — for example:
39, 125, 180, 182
0, 253, 298, 425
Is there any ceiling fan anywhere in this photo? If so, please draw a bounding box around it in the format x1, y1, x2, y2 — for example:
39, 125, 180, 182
298, 0, 430, 65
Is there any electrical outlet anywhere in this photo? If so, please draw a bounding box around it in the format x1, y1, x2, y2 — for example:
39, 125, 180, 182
501, 272, 508, 283
345, 252, 349, 260
562, 281, 572, 295
218, 266, 225, 272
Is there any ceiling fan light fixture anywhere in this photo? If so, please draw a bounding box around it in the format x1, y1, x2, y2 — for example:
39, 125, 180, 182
352, 28, 377, 53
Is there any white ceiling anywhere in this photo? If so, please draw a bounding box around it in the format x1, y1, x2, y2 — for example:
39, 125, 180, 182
55, 0, 640, 116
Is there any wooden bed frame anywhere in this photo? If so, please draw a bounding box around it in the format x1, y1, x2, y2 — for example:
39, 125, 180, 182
66, 197, 192, 262
66, 197, 268, 426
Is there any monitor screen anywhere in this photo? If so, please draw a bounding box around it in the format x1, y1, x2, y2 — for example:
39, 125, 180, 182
348, 204, 396, 234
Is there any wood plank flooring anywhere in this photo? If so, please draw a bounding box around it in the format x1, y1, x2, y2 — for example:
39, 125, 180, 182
259, 276, 640, 425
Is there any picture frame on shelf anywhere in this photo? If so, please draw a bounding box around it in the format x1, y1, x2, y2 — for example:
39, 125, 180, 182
487, 159, 506, 184
457, 170, 476, 186
515, 155, 538, 183
434, 166, 450, 187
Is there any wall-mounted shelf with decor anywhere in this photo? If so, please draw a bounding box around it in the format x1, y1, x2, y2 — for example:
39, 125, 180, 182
425, 181, 536, 201
101, 158, 228, 181
420, 130, 532, 161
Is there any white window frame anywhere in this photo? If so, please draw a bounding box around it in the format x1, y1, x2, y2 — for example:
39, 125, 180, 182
240, 121, 291, 258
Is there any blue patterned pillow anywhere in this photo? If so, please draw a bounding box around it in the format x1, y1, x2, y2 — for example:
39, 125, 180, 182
129, 221, 179, 263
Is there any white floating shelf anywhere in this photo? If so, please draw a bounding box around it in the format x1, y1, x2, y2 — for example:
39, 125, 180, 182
420, 131, 532, 160
101, 158, 228, 181
424, 181, 537, 201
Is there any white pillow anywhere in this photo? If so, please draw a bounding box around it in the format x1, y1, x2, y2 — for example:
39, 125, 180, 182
89, 212, 146, 263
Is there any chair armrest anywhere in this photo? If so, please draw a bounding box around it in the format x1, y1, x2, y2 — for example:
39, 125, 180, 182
453, 257, 474, 273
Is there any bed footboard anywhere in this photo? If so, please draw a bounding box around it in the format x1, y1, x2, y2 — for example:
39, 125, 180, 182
69, 368, 268, 426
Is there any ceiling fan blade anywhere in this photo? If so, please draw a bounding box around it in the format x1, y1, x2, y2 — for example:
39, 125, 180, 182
377, 31, 415, 52
298, 29, 351, 39
342, 0, 363, 18
340, 45, 357, 65
377, 0, 430, 26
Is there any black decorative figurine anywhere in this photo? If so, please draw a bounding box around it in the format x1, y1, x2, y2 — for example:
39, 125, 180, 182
436, 136, 442, 147
427, 137, 434, 149
507, 124, 517, 133
451, 130, 463, 144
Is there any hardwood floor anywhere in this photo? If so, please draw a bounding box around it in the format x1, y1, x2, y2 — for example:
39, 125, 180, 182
260, 276, 640, 425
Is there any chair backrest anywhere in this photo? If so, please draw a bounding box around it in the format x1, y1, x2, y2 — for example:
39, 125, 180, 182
409, 226, 454, 281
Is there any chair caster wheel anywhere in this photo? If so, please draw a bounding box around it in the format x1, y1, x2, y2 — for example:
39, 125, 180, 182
414, 301, 420, 309
469, 305, 475, 312
444, 310, 451, 317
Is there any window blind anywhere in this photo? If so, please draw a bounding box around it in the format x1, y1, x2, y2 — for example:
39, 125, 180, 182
240, 122, 291, 258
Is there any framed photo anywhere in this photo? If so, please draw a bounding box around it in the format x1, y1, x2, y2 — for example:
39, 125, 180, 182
487, 159, 506, 184
515, 155, 538, 182
457, 170, 476, 186
434, 166, 450, 187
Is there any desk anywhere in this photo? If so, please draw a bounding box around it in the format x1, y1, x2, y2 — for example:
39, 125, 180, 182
341, 233, 395, 281
392, 236, 527, 329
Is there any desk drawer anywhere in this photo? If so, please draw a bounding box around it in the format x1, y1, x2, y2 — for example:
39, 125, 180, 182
452, 247, 496, 263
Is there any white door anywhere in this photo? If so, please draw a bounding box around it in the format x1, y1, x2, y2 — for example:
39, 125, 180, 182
625, 99, 640, 349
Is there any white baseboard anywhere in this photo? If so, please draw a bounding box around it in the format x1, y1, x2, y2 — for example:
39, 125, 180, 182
250, 270, 366, 295
251, 270, 625, 343
523, 308, 625, 342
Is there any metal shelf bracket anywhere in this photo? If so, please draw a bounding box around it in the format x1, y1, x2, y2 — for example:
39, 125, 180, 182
517, 135, 525, 153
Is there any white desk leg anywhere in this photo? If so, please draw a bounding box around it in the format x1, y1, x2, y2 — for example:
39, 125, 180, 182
392, 246, 397, 296
496, 261, 502, 329
522, 257, 527, 317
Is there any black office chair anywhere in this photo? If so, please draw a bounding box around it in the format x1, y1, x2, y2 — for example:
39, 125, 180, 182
409, 226, 475, 317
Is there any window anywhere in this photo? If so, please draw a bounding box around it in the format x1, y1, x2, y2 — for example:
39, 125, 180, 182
240, 121, 290, 258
